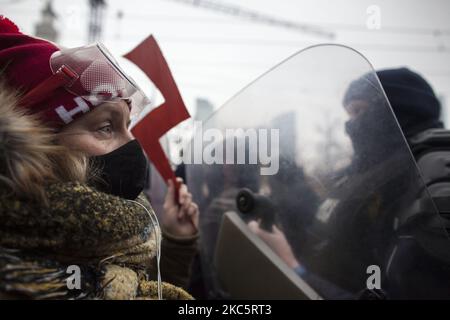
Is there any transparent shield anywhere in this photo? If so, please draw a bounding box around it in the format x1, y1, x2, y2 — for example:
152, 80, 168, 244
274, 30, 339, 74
184, 44, 450, 299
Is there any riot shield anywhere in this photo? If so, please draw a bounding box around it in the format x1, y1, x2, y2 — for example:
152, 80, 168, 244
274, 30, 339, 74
184, 44, 450, 299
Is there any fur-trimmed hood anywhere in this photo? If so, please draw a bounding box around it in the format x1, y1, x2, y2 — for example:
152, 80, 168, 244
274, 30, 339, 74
0, 78, 92, 205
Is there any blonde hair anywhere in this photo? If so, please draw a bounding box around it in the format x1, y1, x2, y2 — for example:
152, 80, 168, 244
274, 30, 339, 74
0, 81, 88, 204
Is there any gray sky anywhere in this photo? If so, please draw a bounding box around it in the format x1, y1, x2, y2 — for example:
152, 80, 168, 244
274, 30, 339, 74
3, 0, 450, 123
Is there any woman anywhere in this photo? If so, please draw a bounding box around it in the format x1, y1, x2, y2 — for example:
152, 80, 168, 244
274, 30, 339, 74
0, 16, 199, 299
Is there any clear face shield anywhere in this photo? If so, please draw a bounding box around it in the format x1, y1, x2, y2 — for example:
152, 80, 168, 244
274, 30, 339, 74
20, 43, 151, 122
185, 44, 450, 300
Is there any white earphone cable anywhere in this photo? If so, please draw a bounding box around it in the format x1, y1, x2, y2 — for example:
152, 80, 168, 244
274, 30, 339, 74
126, 199, 162, 300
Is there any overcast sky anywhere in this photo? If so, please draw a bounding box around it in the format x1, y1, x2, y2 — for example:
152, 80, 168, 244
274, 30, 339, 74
3, 0, 450, 123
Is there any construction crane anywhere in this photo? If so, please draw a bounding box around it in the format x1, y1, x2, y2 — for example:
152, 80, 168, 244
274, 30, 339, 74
35, 0, 58, 42
165, 0, 335, 39
88, 0, 106, 42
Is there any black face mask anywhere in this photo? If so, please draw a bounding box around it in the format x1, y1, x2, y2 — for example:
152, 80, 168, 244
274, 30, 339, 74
345, 107, 399, 169
91, 140, 149, 200
345, 110, 382, 157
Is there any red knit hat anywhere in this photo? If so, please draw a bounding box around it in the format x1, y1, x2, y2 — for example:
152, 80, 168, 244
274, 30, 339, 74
0, 16, 96, 128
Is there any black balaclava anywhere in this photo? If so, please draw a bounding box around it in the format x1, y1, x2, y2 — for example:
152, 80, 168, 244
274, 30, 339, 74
376, 68, 443, 138
343, 73, 402, 169
91, 139, 149, 200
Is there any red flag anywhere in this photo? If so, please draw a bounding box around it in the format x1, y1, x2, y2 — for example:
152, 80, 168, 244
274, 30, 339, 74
124, 35, 190, 196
